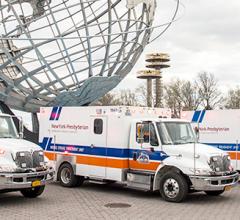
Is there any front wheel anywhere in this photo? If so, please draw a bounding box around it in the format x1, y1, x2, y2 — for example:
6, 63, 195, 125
159, 171, 188, 203
204, 190, 225, 196
21, 185, 45, 198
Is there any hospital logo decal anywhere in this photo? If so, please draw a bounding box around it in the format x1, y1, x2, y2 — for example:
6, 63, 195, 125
137, 152, 150, 164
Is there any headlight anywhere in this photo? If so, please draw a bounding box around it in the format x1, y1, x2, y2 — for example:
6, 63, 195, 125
189, 168, 211, 175
0, 164, 17, 172
44, 156, 55, 170
0, 149, 5, 155
211, 156, 219, 162
44, 155, 49, 164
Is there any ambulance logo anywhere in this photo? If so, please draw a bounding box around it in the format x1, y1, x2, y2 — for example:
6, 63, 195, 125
137, 152, 150, 164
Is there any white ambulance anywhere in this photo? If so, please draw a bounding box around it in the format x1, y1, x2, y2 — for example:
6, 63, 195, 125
39, 106, 239, 202
182, 109, 240, 171
0, 113, 54, 197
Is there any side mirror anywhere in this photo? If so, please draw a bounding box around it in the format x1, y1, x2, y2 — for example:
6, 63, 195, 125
19, 118, 24, 139
137, 137, 144, 144
194, 126, 199, 141
137, 123, 144, 148
150, 147, 155, 152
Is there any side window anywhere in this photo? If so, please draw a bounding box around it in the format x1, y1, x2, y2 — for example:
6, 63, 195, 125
136, 123, 150, 143
150, 123, 159, 146
94, 119, 103, 134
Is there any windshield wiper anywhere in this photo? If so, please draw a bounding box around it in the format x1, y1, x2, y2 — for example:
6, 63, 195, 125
1, 136, 14, 138
173, 140, 187, 144
163, 142, 174, 145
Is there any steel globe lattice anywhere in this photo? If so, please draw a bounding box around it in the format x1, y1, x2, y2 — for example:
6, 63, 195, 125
0, 0, 158, 112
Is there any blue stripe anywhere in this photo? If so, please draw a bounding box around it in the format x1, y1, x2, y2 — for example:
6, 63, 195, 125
203, 143, 240, 151
53, 107, 60, 120
39, 137, 53, 150
56, 107, 62, 120
39, 139, 168, 161
39, 137, 50, 149
192, 111, 201, 122
198, 110, 206, 123
49, 107, 59, 120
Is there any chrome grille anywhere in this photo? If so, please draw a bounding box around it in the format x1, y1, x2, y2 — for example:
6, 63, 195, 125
33, 151, 44, 168
15, 151, 44, 169
209, 155, 231, 172
15, 151, 33, 168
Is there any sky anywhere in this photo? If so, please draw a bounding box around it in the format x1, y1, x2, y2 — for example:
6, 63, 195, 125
6, 0, 240, 130
114, 0, 240, 94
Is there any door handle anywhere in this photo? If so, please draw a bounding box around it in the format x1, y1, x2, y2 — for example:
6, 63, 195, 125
133, 152, 137, 161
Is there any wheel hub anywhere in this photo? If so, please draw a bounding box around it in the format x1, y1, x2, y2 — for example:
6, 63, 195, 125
163, 178, 179, 198
61, 167, 71, 184
167, 184, 174, 192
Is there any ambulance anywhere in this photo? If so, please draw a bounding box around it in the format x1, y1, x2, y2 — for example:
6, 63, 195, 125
182, 109, 240, 171
39, 106, 239, 202
0, 113, 54, 197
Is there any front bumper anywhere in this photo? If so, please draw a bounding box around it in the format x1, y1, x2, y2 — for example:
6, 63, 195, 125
0, 168, 55, 190
189, 172, 239, 191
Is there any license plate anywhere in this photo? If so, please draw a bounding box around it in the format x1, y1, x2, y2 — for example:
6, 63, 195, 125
225, 185, 232, 191
32, 180, 41, 187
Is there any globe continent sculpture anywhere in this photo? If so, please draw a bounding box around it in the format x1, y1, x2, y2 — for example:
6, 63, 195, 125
0, 0, 157, 112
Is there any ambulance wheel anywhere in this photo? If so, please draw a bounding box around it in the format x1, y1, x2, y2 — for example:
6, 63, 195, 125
159, 171, 188, 203
21, 185, 45, 198
204, 190, 225, 196
58, 163, 84, 187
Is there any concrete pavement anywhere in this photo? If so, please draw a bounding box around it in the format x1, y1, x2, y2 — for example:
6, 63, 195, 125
0, 182, 239, 220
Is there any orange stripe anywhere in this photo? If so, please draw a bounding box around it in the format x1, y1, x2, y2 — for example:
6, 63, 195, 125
129, 160, 160, 171
45, 152, 129, 169
77, 156, 129, 169
44, 152, 56, 160
228, 152, 240, 160
107, 158, 129, 169
44, 152, 160, 170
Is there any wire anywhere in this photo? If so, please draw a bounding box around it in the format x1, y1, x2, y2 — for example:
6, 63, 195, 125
149, 0, 185, 43
0, 1, 185, 41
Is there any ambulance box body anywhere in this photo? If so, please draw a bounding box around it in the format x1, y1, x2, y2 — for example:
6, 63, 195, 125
39, 106, 239, 202
182, 109, 240, 170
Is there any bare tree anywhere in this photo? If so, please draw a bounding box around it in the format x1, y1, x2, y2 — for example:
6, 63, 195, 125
118, 89, 139, 106
225, 87, 240, 109
94, 93, 120, 106
164, 79, 201, 116
94, 72, 222, 110
135, 84, 147, 106
164, 79, 182, 117
96, 89, 140, 106
181, 81, 201, 110
195, 72, 222, 110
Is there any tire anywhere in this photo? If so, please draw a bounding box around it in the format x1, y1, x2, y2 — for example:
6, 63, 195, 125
21, 185, 45, 198
159, 171, 188, 203
58, 163, 84, 187
204, 190, 225, 196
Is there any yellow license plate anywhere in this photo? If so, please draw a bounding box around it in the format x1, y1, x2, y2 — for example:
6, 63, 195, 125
225, 185, 232, 191
32, 180, 41, 187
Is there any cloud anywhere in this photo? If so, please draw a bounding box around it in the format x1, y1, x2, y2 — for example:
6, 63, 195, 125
115, 0, 240, 94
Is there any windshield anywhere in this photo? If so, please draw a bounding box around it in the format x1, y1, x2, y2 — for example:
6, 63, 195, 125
156, 122, 196, 145
0, 116, 18, 138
